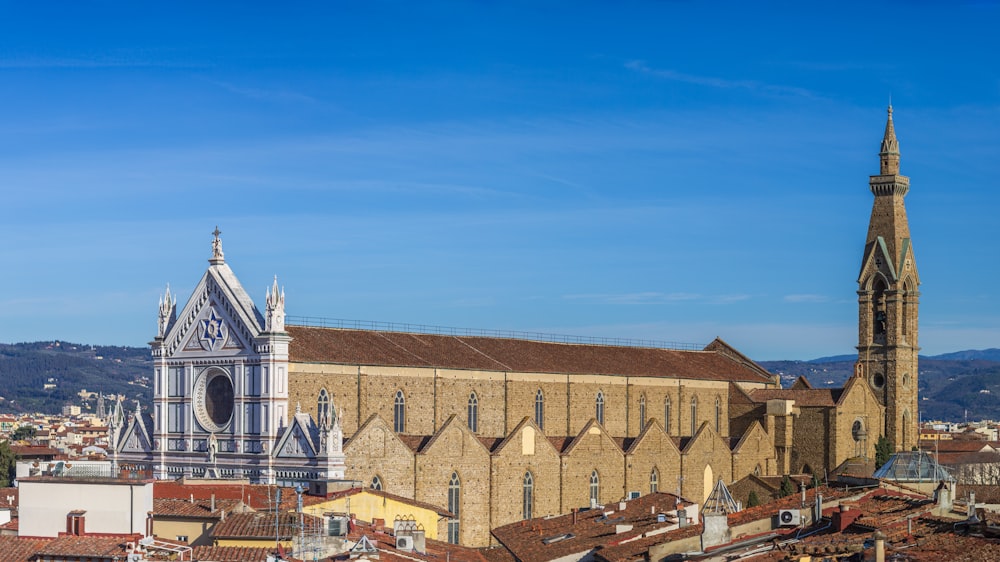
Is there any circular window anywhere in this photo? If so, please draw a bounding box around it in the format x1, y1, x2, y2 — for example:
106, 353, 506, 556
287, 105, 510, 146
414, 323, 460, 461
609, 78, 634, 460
871, 372, 885, 389
852, 420, 867, 442
194, 369, 234, 432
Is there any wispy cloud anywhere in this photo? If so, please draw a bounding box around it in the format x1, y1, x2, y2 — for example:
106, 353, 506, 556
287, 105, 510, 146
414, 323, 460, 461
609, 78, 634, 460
625, 60, 817, 99
563, 292, 749, 305
207, 80, 316, 103
784, 294, 830, 303
0, 55, 207, 69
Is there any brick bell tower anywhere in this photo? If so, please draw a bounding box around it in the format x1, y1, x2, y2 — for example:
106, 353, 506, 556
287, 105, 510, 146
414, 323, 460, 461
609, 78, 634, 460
857, 105, 920, 452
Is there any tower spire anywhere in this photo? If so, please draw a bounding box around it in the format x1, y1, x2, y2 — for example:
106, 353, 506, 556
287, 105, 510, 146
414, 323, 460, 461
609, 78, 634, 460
879, 105, 900, 175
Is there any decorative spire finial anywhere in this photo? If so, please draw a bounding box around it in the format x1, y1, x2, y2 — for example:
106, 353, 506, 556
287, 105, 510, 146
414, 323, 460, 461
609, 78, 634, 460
265, 275, 286, 333
157, 284, 177, 339
210, 226, 225, 265
879, 104, 900, 175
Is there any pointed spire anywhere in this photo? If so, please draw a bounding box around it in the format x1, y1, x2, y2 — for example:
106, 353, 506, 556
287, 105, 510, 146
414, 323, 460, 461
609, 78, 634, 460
879, 104, 900, 175
157, 284, 177, 339
265, 275, 286, 333
209, 226, 225, 265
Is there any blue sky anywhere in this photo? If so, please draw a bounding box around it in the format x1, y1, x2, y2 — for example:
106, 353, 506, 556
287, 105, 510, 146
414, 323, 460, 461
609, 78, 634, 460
1, 2, 999, 360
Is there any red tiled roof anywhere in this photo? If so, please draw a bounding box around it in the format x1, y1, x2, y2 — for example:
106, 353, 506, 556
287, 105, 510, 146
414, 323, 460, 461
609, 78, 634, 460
153, 497, 245, 518
491, 492, 689, 562
287, 326, 773, 383
32, 535, 139, 558
0, 536, 47, 562
0, 487, 18, 510
185, 545, 274, 561
396, 435, 431, 453
154, 481, 325, 511
211, 511, 323, 540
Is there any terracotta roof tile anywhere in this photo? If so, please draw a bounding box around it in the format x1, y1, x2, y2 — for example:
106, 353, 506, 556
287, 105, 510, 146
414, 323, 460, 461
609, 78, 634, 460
211, 511, 323, 540
0, 536, 50, 562
185, 545, 274, 561
287, 326, 773, 383
32, 535, 138, 558
153, 497, 245, 518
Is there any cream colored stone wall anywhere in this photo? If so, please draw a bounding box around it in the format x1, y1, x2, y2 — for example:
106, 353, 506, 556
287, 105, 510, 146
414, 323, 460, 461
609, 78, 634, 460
345, 416, 416, 498
360, 367, 436, 436
624, 423, 681, 497
559, 424, 625, 510
567, 376, 628, 435
505, 375, 569, 435
414, 420, 492, 547
434, 370, 506, 436
489, 422, 562, 530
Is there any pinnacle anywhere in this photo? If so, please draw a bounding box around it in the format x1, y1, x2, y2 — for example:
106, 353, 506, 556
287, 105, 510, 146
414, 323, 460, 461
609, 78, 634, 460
880, 105, 899, 156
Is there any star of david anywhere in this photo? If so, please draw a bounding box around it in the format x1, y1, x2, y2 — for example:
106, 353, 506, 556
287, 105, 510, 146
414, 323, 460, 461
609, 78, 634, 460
200, 311, 226, 349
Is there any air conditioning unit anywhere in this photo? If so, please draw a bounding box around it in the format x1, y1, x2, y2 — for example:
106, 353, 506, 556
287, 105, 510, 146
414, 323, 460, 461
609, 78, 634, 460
778, 509, 801, 526
628, 491, 641, 500
396, 535, 415, 551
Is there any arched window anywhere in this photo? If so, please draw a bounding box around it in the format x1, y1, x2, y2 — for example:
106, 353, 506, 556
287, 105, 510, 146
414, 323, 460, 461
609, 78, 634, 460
650, 467, 659, 494
690, 396, 698, 436
317, 388, 330, 426
371, 475, 383, 491
394, 390, 406, 433
535, 389, 545, 431
467, 392, 479, 433
596, 391, 605, 425
638, 394, 647, 432
523, 472, 534, 520
447, 472, 461, 544
589, 470, 600, 506
715, 396, 722, 433
664, 396, 671, 434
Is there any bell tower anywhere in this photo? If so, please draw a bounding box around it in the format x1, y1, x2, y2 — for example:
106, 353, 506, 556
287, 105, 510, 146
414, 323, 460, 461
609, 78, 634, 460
857, 105, 920, 452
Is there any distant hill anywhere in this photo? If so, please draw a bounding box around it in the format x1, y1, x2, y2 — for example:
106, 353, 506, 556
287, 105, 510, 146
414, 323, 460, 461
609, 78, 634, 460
2, 340, 1000, 422
925, 349, 1000, 362
759, 352, 1000, 422
0, 341, 151, 414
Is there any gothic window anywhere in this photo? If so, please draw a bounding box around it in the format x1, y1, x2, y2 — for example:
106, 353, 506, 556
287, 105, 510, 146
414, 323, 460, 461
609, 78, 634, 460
690, 396, 698, 436
523, 472, 534, 520
753, 464, 762, 476
468, 392, 479, 433
872, 278, 888, 337
664, 396, 671, 434
371, 475, 383, 491
535, 390, 544, 431
318, 388, 330, 426
638, 394, 647, 432
589, 470, 600, 505
650, 467, 659, 494
394, 390, 406, 433
715, 396, 722, 433
596, 391, 605, 425
447, 472, 461, 544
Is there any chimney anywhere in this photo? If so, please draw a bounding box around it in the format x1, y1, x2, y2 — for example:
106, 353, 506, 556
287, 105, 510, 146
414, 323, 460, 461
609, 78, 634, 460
572, 508, 577, 525
211, 493, 216, 512
874, 530, 886, 562
190, 493, 194, 504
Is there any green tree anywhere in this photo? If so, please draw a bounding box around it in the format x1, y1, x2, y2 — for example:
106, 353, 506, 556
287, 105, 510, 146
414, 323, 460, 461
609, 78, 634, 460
747, 490, 762, 508
10, 426, 35, 442
875, 435, 894, 469
778, 475, 795, 498
0, 441, 16, 487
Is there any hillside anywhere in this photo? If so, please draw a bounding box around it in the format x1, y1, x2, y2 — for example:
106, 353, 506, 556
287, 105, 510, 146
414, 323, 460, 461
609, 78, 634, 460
0, 341, 151, 414
759, 350, 1000, 422
2, 341, 999, 421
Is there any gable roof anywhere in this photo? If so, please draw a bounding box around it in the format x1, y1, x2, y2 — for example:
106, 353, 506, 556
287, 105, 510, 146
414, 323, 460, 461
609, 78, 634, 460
563, 419, 623, 457
287, 326, 774, 383
490, 417, 560, 457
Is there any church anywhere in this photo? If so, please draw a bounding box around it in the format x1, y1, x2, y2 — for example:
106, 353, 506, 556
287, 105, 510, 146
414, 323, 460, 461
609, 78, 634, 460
112, 108, 919, 547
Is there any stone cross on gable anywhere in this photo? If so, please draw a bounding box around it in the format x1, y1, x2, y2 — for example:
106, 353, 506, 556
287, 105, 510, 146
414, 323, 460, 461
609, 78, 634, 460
211, 226, 225, 262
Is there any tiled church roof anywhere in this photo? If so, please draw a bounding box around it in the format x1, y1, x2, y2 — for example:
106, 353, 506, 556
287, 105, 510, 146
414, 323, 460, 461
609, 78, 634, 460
287, 327, 773, 382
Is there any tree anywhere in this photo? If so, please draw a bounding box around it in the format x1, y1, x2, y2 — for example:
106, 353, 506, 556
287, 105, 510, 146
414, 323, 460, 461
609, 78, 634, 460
747, 490, 762, 508
10, 425, 35, 442
778, 475, 795, 498
0, 441, 16, 487
875, 435, 894, 469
